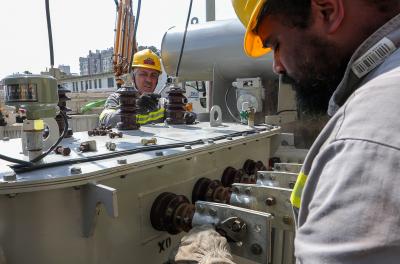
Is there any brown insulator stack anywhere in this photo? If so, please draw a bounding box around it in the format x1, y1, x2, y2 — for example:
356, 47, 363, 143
116, 87, 140, 130
56, 85, 73, 138
150, 192, 195, 234
192, 178, 231, 204
166, 87, 188, 125
242, 159, 267, 176
221, 166, 245, 187
220, 160, 267, 187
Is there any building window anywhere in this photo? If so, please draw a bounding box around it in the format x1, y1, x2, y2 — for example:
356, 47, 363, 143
81, 81, 84, 91
85, 81, 88, 90
94, 79, 97, 89
107, 77, 114, 88
89, 80, 92, 89
98, 79, 102, 88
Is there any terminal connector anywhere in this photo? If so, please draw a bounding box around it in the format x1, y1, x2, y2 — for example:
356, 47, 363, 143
141, 137, 157, 146
54, 146, 71, 156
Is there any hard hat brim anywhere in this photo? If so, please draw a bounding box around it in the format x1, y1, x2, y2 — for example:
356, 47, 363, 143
243, 0, 272, 58
132, 64, 161, 73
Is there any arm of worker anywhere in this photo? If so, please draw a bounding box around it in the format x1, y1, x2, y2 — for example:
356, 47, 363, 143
169, 225, 235, 264
99, 92, 121, 127
137, 93, 165, 125
295, 139, 400, 264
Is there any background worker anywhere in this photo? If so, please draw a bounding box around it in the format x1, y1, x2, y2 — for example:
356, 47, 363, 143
171, 0, 400, 263
99, 49, 165, 127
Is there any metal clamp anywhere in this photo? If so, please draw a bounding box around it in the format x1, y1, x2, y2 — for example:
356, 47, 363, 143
193, 201, 271, 264
215, 216, 247, 242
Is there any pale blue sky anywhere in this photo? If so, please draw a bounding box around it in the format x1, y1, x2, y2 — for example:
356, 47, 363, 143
0, 0, 237, 79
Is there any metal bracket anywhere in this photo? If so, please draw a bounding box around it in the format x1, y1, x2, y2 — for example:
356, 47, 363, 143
230, 183, 295, 264
210, 105, 222, 127
193, 201, 271, 264
273, 162, 302, 173
257, 171, 298, 189
230, 184, 294, 230
82, 183, 118, 237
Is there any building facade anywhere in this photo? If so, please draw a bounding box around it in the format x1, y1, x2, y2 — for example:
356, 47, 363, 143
59, 72, 117, 93
58, 65, 71, 75
79, 48, 113, 76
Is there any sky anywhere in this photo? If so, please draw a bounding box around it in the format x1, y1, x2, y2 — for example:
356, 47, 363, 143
0, 0, 237, 79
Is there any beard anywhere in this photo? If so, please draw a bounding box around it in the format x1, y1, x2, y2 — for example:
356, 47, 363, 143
283, 34, 351, 116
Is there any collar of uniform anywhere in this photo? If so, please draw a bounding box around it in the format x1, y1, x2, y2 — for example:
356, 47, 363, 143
328, 13, 400, 116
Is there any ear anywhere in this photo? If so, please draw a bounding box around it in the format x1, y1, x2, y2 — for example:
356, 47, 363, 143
311, 0, 344, 33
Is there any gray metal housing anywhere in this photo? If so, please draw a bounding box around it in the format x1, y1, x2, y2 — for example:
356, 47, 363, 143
0, 123, 280, 263
161, 19, 279, 122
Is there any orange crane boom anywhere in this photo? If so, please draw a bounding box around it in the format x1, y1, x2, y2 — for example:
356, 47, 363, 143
113, 0, 137, 87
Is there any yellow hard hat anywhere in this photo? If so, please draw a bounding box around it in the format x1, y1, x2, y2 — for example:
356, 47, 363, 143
231, 0, 271, 58
132, 49, 162, 72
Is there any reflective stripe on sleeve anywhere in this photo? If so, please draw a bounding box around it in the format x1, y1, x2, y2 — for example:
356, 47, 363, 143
290, 172, 308, 209
136, 108, 165, 124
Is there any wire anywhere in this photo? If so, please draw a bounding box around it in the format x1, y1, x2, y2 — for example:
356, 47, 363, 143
31, 111, 69, 163
275, 109, 297, 115
157, 83, 169, 95
129, 0, 141, 74
175, 0, 193, 77
45, 0, 54, 69
0, 154, 32, 166
11, 127, 268, 173
225, 86, 241, 123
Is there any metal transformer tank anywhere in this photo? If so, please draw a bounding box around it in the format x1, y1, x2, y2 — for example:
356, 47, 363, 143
161, 19, 279, 122
0, 123, 281, 264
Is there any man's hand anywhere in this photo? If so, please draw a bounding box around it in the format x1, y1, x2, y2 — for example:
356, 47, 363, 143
137, 93, 160, 113
170, 225, 235, 264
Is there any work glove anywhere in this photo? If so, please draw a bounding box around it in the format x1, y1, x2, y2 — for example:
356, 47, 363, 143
137, 93, 161, 113
184, 111, 197, 125
169, 225, 235, 264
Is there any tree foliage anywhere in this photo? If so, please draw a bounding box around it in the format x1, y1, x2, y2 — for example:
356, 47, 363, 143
138, 45, 160, 56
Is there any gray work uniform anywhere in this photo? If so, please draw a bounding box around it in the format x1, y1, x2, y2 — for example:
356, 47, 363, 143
292, 14, 400, 263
